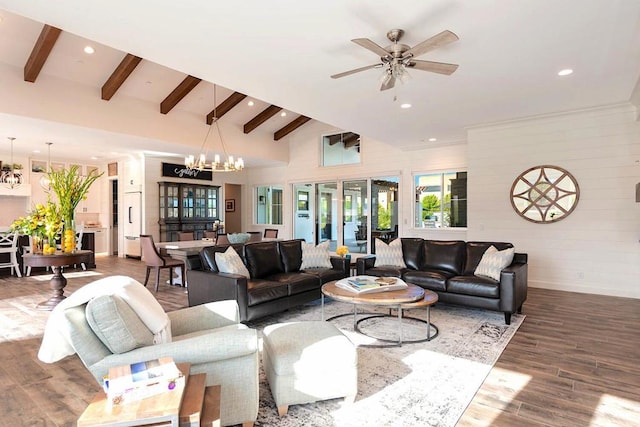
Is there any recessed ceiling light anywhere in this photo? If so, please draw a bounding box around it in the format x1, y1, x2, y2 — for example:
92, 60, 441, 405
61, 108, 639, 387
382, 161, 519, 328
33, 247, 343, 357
558, 68, 573, 76
280, 111, 287, 117
428, 138, 437, 142
400, 103, 412, 109
247, 100, 254, 106
84, 46, 95, 54
90, 156, 98, 160
33, 149, 41, 153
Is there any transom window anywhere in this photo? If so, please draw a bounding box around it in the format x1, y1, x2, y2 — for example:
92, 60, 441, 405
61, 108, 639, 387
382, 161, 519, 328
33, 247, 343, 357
321, 132, 360, 166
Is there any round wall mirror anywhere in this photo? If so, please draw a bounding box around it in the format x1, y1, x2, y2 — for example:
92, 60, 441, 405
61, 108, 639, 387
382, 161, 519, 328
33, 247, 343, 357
510, 165, 580, 223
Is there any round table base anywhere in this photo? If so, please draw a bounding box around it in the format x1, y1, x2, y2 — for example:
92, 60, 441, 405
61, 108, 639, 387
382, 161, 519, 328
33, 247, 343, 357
354, 314, 439, 347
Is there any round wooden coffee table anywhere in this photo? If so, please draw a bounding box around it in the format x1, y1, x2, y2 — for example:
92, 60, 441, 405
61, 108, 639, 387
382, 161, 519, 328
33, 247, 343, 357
321, 280, 438, 346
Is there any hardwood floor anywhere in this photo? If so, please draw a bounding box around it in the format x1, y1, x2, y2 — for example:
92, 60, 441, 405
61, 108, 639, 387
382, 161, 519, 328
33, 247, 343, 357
0, 255, 638, 426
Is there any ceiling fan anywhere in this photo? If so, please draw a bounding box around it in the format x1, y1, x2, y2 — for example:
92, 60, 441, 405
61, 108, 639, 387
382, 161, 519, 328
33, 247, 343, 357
331, 29, 459, 91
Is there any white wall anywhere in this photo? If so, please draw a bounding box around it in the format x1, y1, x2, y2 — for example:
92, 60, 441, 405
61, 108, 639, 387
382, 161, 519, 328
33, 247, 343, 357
468, 103, 640, 298
245, 121, 468, 242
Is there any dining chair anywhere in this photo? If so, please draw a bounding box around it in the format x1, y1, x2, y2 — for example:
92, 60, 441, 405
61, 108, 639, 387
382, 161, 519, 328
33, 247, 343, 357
0, 230, 22, 277
264, 228, 279, 239
247, 231, 262, 243
178, 231, 194, 241
215, 233, 230, 246
203, 230, 217, 240
139, 234, 185, 291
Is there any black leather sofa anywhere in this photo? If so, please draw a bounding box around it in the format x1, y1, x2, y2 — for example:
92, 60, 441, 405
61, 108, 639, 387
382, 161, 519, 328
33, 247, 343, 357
187, 239, 349, 322
356, 239, 528, 324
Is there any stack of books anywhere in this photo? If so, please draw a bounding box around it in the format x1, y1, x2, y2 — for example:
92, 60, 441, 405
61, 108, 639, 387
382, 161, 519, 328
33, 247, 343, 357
336, 276, 408, 294
104, 357, 185, 405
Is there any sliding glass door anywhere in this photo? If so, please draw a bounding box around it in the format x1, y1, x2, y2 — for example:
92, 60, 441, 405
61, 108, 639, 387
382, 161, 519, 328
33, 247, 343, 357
342, 180, 368, 253
316, 182, 337, 250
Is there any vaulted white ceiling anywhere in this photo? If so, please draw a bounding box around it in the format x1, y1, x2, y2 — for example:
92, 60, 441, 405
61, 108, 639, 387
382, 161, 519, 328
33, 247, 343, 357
0, 0, 639, 164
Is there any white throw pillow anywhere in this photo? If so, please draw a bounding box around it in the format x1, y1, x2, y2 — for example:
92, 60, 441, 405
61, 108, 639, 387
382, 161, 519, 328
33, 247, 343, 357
374, 238, 406, 268
301, 240, 332, 269
474, 246, 515, 281
215, 246, 250, 278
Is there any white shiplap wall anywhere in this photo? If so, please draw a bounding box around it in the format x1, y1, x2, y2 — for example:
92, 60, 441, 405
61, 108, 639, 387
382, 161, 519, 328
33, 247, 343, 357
468, 103, 640, 298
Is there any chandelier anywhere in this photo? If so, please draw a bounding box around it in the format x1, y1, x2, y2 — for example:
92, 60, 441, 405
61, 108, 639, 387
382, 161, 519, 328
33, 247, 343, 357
39, 141, 53, 190
1, 137, 23, 189
185, 84, 244, 172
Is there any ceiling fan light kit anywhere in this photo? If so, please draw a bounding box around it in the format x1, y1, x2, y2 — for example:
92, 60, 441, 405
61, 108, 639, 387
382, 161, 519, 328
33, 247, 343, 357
331, 28, 459, 91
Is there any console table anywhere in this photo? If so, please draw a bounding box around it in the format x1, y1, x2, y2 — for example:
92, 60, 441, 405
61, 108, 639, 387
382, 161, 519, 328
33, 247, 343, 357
22, 250, 93, 311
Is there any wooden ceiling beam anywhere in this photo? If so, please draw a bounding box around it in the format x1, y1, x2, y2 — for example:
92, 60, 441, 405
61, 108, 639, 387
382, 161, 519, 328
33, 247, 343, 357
24, 25, 62, 83
244, 105, 282, 133
206, 92, 247, 124
101, 54, 143, 100
274, 115, 312, 141
160, 75, 202, 114
343, 132, 360, 147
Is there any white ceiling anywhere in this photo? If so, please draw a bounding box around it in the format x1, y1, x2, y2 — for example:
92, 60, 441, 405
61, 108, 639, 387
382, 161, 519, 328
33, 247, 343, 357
0, 0, 639, 163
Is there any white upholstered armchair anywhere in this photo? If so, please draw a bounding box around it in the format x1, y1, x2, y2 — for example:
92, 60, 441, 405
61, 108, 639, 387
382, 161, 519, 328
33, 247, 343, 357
38, 276, 259, 427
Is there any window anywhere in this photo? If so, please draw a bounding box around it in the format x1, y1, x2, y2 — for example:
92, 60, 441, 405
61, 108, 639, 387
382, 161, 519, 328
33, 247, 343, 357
256, 185, 283, 225
414, 172, 467, 228
322, 132, 360, 166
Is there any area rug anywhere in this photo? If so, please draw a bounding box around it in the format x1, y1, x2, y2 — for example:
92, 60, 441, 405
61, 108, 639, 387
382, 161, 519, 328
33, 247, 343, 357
247, 299, 525, 427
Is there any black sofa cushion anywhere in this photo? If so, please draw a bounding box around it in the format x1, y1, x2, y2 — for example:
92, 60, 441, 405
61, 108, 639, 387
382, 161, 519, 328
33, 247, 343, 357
404, 269, 454, 292
447, 275, 500, 298
363, 266, 408, 278
423, 240, 466, 275
246, 280, 289, 306
463, 242, 514, 275
301, 267, 346, 283
264, 272, 320, 296
278, 239, 303, 272
401, 238, 424, 270
244, 241, 283, 278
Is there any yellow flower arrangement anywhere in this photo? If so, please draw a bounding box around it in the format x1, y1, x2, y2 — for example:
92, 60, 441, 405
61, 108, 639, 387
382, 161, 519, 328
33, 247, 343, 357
48, 165, 103, 252
10, 201, 62, 254
336, 245, 350, 257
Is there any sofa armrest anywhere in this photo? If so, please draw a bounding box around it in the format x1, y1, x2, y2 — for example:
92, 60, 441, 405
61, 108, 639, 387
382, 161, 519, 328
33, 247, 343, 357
330, 256, 350, 277
356, 255, 376, 275
89, 327, 258, 383
168, 300, 240, 336
498, 258, 528, 313
187, 269, 248, 304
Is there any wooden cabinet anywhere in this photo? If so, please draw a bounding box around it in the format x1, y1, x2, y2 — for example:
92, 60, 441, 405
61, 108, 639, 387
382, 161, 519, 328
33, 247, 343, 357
159, 182, 220, 241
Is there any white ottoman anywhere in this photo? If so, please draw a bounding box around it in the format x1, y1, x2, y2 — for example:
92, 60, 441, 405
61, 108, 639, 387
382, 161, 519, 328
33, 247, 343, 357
262, 321, 358, 416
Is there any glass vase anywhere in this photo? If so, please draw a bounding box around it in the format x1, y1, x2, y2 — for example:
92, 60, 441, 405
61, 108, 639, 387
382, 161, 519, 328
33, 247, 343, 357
32, 235, 44, 254
62, 215, 76, 253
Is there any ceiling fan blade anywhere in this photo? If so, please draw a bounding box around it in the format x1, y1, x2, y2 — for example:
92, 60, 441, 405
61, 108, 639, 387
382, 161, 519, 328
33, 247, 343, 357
407, 60, 459, 75
380, 75, 396, 91
351, 38, 391, 58
402, 30, 459, 59
331, 63, 382, 79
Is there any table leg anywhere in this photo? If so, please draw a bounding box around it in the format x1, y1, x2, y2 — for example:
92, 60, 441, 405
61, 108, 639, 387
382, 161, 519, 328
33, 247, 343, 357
398, 306, 403, 346
427, 305, 432, 341
37, 266, 67, 311
321, 293, 325, 321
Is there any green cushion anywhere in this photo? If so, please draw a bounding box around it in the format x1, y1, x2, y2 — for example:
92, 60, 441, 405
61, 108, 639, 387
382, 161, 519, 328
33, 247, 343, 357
85, 294, 154, 354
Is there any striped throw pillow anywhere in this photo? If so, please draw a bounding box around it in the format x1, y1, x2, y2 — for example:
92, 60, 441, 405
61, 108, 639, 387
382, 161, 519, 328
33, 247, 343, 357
301, 241, 332, 269
474, 246, 515, 281
215, 246, 250, 278
374, 238, 406, 267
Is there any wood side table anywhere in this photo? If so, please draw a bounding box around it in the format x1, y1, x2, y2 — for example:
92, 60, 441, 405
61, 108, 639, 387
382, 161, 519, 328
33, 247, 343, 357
77, 364, 221, 427
22, 250, 93, 310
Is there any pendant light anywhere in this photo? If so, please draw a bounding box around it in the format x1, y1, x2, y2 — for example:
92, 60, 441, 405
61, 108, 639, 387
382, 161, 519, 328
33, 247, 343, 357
40, 142, 53, 190
1, 137, 23, 189
185, 84, 244, 172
